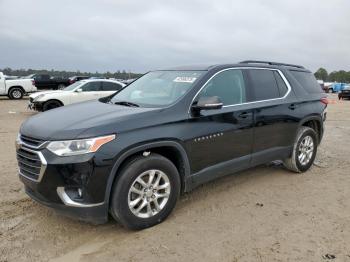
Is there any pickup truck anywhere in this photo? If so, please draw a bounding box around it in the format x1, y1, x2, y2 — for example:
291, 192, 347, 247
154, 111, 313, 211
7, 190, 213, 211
26, 74, 70, 90
0, 72, 37, 99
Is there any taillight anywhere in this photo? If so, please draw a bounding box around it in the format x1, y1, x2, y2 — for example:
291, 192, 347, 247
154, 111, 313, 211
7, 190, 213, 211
320, 97, 329, 105
31, 80, 35, 86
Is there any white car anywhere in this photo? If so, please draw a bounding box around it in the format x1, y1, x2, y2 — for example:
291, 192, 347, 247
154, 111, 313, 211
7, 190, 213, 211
29, 79, 125, 111
0, 72, 37, 99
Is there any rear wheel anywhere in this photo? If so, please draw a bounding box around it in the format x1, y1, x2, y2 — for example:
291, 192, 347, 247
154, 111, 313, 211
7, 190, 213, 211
42, 100, 62, 111
283, 126, 317, 173
110, 154, 180, 230
9, 88, 24, 99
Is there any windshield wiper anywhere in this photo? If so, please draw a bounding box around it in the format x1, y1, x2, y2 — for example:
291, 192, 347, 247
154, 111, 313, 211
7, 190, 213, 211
113, 101, 140, 107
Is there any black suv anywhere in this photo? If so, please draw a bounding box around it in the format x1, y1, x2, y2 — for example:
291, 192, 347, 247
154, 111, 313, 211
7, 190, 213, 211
16, 61, 327, 229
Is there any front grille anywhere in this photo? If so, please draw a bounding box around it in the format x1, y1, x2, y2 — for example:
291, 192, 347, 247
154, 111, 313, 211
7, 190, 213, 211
20, 135, 44, 148
17, 147, 46, 182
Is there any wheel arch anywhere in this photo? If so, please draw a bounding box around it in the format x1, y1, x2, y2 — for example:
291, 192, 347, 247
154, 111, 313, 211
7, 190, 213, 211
8, 85, 25, 94
44, 98, 64, 106
105, 140, 191, 207
298, 116, 323, 144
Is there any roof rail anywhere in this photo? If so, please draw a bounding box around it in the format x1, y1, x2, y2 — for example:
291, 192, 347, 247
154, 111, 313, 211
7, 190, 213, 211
239, 60, 305, 69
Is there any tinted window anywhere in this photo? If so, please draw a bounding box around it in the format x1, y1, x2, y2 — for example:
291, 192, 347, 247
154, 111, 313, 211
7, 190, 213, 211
248, 69, 280, 101
273, 71, 288, 97
197, 69, 246, 105
81, 82, 101, 92
290, 70, 323, 93
102, 82, 123, 91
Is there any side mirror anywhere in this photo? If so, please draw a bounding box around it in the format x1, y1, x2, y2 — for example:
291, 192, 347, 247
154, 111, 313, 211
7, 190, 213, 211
192, 96, 223, 111
76, 88, 82, 93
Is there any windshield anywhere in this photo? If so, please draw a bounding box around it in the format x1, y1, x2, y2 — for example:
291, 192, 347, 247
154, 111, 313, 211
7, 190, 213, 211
63, 81, 85, 91
110, 70, 204, 107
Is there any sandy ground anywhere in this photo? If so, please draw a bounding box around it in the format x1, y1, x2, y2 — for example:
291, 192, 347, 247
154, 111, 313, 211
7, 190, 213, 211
0, 94, 349, 262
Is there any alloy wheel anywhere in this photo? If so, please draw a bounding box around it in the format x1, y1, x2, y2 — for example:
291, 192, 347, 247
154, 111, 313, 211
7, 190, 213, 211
128, 169, 171, 218
298, 135, 314, 165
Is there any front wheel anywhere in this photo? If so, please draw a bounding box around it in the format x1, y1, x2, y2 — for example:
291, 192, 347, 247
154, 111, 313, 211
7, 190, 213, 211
110, 154, 180, 230
9, 88, 24, 99
283, 126, 318, 173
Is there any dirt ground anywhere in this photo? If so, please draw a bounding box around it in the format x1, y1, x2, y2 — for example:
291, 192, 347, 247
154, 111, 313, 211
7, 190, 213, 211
0, 94, 349, 262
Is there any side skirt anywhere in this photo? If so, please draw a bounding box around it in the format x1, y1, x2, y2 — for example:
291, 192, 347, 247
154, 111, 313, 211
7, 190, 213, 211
185, 146, 292, 192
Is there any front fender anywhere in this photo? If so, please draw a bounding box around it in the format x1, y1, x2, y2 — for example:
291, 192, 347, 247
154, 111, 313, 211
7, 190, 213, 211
104, 140, 191, 207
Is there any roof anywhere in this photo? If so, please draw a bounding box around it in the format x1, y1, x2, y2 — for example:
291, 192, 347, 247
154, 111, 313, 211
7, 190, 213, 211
162, 61, 311, 72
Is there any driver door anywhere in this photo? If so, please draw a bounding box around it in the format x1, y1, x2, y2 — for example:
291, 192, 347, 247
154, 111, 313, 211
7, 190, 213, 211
71, 81, 102, 104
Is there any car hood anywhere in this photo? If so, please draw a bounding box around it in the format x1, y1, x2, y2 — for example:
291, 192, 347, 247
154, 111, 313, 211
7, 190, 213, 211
20, 100, 162, 140
29, 90, 67, 98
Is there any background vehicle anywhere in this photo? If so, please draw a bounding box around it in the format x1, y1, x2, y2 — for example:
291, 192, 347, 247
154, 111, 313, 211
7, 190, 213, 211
0, 72, 37, 99
17, 61, 327, 229
338, 85, 350, 99
68, 76, 90, 84
24, 74, 70, 90
328, 83, 347, 93
28, 79, 125, 111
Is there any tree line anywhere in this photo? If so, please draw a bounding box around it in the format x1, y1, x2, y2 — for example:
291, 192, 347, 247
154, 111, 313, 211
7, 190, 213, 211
314, 68, 350, 83
0, 67, 144, 80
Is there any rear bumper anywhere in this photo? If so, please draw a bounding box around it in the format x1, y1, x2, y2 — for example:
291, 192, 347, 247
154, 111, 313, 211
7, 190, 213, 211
24, 183, 108, 224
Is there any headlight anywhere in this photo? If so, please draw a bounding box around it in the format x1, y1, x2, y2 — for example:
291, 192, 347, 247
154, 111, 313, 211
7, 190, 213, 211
33, 94, 45, 102
47, 135, 116, 156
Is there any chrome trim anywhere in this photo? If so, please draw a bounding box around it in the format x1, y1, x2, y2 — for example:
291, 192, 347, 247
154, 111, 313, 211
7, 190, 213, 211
17, 134, 48, 149
188, 67, 292, 114
18, 146, 47, 182
56, 187, 104, 208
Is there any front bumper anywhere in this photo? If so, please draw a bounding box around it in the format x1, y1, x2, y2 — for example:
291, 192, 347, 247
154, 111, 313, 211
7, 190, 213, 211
17, 142, 115, 224
28, 101, 44, 111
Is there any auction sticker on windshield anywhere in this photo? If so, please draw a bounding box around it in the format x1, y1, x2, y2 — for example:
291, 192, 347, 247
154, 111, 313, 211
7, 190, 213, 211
173, 77, 197, 83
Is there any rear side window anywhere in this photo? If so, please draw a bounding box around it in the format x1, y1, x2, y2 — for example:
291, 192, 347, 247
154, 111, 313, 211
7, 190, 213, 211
289, 71, 323, 93
248, 69, 280, 101
197, 69, 246, 106
102, 82, 123, 91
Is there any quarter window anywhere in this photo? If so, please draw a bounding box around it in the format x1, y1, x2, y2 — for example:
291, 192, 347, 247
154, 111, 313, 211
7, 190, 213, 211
197, 69, 246, 106
248, 69, 282, 101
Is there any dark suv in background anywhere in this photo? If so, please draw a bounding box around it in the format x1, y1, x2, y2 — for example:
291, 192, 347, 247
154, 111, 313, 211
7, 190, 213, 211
16, 61, 327, 229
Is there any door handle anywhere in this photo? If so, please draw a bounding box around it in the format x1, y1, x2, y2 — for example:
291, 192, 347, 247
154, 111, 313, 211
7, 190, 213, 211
238, 112, 252, 119
288, 104, 298, 110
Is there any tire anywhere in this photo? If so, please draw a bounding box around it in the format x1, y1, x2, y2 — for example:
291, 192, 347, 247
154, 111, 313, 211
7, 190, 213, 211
9, 87, 24, 99
329, 88, 334, 93
283, 126, 318, 173
110, 153, 180, 230
42, 100, 62, 111
57, 84, 66, 90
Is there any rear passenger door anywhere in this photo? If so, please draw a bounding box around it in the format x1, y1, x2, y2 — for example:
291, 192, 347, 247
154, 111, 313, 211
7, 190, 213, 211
246, 69, 299, 165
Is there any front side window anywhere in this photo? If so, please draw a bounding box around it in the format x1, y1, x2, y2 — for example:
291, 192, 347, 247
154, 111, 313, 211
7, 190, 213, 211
248, 69, 281, 101
81, 82, 101, 92
110, 70, 204, 107
197, 69, 246, 106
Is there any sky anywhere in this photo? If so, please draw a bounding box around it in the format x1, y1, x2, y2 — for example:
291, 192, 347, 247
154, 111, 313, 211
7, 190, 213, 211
0, 0, 349, 73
